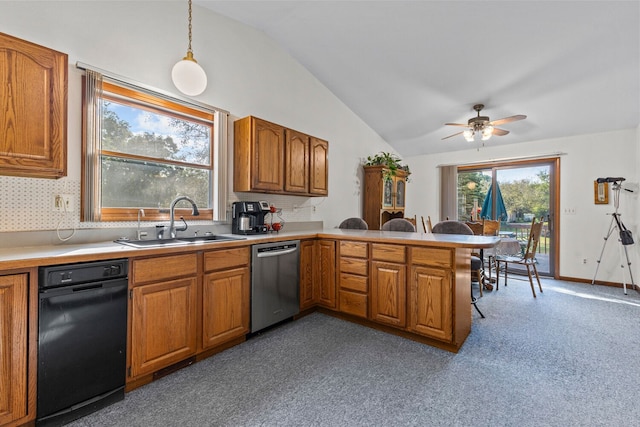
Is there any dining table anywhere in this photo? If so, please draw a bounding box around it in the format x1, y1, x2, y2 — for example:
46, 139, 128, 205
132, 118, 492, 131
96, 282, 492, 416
494, 237, 523, 256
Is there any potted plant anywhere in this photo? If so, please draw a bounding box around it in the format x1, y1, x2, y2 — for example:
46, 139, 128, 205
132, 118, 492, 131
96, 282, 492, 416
364, 151, 411, 181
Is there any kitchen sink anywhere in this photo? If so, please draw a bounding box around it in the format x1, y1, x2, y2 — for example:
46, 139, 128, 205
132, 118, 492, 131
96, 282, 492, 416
115, 235, 245, 248
177, 235, 245, 243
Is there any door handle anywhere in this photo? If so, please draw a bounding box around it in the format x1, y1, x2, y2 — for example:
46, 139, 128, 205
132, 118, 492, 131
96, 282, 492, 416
257, 247, 298, 258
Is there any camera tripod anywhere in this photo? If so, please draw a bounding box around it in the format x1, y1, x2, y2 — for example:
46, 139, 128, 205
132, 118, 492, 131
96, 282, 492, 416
592, 180, 635, 294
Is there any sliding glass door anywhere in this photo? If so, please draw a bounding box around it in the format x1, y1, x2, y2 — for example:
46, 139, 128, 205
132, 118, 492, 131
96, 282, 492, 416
457, 159, 558, 276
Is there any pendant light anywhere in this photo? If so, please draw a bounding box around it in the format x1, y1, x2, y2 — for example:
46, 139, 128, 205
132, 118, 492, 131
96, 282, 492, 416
172, 0, 207, 96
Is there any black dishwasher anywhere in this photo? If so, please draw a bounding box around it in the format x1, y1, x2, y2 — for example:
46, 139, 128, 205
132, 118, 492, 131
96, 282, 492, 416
37, 259, 128, 426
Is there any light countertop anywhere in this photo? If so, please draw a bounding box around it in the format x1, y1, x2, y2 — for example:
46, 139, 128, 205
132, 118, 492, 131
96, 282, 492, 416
0, 229, 500, 271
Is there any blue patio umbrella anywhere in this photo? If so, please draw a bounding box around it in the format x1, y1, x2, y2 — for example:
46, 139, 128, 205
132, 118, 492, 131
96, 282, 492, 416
481, 182, 508, 220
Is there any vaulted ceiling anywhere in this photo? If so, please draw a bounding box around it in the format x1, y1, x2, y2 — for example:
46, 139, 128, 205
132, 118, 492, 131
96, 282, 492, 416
197, 1, 640, 156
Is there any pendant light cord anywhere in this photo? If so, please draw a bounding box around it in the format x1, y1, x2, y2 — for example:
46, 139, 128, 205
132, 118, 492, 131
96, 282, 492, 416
187, 0, 193, 55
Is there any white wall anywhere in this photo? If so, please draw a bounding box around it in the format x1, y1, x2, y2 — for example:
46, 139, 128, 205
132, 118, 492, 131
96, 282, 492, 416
405, 129, 639, 284
0, 2, 637, 285
0, 1, 392, 235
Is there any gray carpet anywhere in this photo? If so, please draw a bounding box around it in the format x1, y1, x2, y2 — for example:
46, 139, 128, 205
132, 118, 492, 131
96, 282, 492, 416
68, 279, 640, 426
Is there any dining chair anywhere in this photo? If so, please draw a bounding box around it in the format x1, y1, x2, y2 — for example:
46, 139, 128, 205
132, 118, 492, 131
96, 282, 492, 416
381, 218, 416, 232
481, 219, 501, 282
465, 221, 483, 235
482, 219, 500, 236
426, 216, 433, 233
405, 215, 417, 229
420, 216, 428, 233
338, 217, 369, 230
495, 217, 544, 297
431, 220, 485, 317
464, 221, 489, 296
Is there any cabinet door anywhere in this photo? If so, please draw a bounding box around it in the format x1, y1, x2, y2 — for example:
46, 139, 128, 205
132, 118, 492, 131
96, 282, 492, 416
285, 129, 310, 193
309, 137, 329, 195
0, 274, 28, 425
252, 118, 285, 191
130, 278, 197, 378
395, 178, 406, 208
0, 33, 67, 178
409, 266, 453, 341
317, 240, 336, 308
382, 179, 394, 208
299, 240, 317, 310
370, 261, 406, 327
202, 267, 250, 349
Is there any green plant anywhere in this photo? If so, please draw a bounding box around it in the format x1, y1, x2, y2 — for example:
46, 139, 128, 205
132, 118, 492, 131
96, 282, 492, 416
364, 151, 411, 181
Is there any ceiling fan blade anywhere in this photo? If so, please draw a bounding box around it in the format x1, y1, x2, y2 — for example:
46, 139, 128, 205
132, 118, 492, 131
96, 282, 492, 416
444, 122, 469, 127
489, 114, 527, 126
442, 131, 464, 140
492, 128, 510, 136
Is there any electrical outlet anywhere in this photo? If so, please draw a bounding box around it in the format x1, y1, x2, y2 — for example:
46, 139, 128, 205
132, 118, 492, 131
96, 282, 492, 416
582, 258, 587, 264
53, 194, 74, 212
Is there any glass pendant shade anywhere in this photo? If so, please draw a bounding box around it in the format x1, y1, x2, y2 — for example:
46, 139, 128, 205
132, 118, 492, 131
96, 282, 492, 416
481, 125, 494, 141
172, 0, 207, 96
172, 52, 207, 96
463, 129, 475, 142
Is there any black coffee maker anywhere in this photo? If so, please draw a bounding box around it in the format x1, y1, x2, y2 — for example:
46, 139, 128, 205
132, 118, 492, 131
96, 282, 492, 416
231, 201, 269, 235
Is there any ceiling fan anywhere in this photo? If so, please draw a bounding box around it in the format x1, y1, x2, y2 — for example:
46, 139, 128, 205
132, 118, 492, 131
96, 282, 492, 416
442, 104, 526, 143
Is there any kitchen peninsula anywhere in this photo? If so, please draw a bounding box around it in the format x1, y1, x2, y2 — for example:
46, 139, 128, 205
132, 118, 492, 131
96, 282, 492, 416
0, 228, 498, 426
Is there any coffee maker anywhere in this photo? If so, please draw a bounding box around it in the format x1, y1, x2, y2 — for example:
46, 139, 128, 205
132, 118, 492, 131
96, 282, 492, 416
232, 201, 269, 235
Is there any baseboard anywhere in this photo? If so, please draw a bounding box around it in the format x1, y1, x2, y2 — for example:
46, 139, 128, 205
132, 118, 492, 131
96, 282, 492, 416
558, 275, 639, 292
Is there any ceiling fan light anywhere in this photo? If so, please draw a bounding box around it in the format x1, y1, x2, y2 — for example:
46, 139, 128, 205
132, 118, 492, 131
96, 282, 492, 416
481, 125, 494, 141
463, 129, 475, 142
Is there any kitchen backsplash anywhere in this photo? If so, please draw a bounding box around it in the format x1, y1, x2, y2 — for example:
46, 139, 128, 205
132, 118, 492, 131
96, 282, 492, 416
0, 176, 321, 232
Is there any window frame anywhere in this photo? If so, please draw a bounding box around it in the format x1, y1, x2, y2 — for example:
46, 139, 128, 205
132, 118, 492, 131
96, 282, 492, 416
82, 79, 218, 222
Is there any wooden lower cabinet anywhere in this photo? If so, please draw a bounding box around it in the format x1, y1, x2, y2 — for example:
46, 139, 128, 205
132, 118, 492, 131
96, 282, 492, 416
370, 244, 406, 327
299, 240, 317, 310
130, 277, 198, 378
338, 241, 369, 318
409, 266, 453, 341
316, 240, 336, 308
128, 249, 251, 384
370, 261, 406, 327
0, 273, 29, 426
202, 266, 250, 349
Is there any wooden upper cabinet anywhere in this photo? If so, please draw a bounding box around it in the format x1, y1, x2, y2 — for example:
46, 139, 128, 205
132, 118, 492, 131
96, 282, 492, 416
0, 32, 67, 178
234, 116, 328, 196
310, 137, 328, 196
285, 129, 310, 193
234, 116, 285, 192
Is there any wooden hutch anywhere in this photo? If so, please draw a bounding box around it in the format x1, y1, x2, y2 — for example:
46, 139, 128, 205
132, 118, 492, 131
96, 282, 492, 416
363, 165, 408, 230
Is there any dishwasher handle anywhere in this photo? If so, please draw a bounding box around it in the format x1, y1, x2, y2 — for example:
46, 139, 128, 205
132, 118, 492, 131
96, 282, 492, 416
256, 247, 298, 258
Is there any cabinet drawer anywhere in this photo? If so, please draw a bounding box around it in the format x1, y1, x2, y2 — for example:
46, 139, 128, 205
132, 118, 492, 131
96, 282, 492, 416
411, 247, 452, 268
339, 273, 368, 293
340, 257, 368, 276
340, 241, 368, 258
132, 253, 198, 284
371, 244, 406, 263
204, 247, 250, 272
338, 290, 368, 318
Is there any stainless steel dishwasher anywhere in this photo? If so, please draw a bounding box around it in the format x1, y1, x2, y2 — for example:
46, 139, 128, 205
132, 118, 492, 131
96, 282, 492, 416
251, 240, 300, 332
37, 259, 128, 426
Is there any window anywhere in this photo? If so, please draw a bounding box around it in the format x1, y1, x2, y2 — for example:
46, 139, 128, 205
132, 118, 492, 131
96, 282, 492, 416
82, 71, 227, 222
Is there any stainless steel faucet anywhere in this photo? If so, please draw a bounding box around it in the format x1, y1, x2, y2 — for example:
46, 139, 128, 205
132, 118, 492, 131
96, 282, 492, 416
167, 196, 200, 238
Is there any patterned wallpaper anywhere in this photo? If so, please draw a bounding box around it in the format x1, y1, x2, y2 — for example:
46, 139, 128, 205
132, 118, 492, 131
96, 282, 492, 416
0, 176, 320, 232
